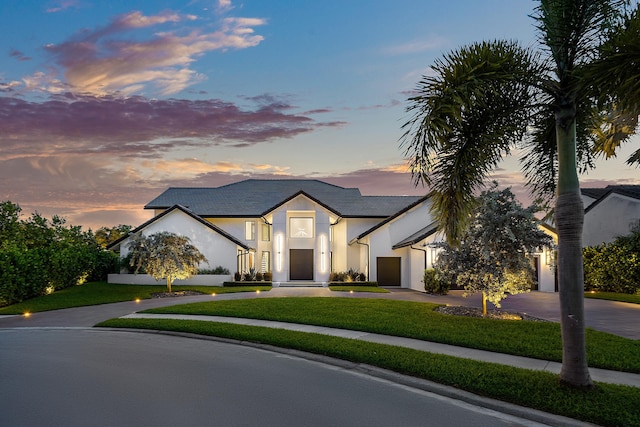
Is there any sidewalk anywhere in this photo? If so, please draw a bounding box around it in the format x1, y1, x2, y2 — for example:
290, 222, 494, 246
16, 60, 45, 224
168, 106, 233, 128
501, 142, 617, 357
121, 311, 640, 388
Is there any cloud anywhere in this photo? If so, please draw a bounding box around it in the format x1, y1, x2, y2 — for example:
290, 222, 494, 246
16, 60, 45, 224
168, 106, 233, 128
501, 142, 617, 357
32, 9, 265, 96
46, 0, 80, 13
381, 36, 449, 56
9, 49, 31, 61
0, 94, 342, 161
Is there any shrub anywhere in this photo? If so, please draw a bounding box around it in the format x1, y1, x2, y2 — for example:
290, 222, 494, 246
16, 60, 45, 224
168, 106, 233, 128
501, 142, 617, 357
423, 268, 449, 294
255, 272, 264, 281
198, 266, 231, 275
583, 235, 640, 294
263, 271, 272, 281
234, 271, 242, 281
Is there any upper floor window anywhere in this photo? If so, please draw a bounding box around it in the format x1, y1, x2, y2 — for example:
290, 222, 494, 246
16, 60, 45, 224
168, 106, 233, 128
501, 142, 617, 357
261, 223, 271, 241
245, 221, 256, 241
290, 217, 313, 238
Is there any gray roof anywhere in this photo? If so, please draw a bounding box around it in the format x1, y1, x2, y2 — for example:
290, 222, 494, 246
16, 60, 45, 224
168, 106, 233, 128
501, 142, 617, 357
146, 179, 425, 218
583, 185, 640, 201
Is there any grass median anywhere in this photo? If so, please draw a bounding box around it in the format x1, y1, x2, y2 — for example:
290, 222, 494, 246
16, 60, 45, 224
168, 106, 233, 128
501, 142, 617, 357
138, 297, 640, 373
97, 317, 640, 427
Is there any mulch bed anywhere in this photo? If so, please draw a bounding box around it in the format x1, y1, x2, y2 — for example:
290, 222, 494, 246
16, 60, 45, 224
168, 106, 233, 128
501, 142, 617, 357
435, 305, 547, 321
151, 291, 204, 298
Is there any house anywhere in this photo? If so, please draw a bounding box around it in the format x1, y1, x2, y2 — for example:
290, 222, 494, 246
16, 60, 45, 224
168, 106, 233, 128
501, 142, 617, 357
108, 179, 557, 292
581, 185, 640, 247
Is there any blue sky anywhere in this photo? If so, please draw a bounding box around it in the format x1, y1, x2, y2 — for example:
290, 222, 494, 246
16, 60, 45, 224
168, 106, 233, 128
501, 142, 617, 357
1, 0, 638, 230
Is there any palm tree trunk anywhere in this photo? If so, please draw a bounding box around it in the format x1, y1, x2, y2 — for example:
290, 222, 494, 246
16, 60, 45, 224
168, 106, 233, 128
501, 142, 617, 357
555, 109, 593, 387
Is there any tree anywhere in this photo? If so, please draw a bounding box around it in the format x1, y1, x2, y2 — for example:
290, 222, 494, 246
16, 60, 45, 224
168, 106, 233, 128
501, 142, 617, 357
436, 187, 552, 315
95, 224, 133, 249
127, 232, 207, 292
401, 1, 640, 387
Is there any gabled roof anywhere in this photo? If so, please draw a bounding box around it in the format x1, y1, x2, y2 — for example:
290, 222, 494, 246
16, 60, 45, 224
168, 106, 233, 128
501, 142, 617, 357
350, 195, 430, 242
107, 205, 252, 251
583, 185, 640, 213
146, 179, 423, 218
392, 222, 439, 249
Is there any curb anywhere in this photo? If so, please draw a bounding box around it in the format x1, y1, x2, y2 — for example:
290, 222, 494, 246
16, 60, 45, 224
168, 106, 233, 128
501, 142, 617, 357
97, 326, 597, 427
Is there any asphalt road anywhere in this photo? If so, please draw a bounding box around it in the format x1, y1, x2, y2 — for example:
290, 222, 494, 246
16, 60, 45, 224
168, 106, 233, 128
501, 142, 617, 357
0, 328, 549, 427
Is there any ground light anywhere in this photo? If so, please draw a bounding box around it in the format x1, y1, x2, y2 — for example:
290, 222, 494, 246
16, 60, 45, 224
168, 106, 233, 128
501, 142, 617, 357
211, 293, 216, 297
135, 298, 140, 303
256, 290, 261, 294
23, 312, 31, 318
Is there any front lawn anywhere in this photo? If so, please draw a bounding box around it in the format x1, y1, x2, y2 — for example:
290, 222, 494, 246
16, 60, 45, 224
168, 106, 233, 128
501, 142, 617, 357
585, 291, 640, 304
97, 317, 640, 427
141, 297, 640, 373
0, 281, 271, 315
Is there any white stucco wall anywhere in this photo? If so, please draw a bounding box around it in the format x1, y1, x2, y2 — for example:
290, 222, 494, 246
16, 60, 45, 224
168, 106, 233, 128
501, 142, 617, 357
118, 209, 240, 275
108, 274, 231, 286
583, 194, 640, 246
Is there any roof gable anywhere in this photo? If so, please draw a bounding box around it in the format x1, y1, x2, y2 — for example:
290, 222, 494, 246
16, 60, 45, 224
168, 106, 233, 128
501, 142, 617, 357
107, 205, 251, 250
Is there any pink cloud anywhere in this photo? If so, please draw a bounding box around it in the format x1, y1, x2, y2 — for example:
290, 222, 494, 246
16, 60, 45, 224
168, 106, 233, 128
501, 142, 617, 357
0, 94, 343, 160
36, 10, 265, 95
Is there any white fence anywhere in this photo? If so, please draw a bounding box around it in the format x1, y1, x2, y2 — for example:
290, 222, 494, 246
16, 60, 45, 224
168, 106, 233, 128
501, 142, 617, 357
107, 274, 231, 286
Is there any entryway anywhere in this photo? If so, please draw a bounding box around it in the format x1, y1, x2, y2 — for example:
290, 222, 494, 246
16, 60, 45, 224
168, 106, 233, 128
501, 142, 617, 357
290, 249, 314, 280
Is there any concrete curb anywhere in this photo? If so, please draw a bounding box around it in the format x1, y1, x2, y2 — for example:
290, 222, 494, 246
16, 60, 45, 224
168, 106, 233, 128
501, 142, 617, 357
97, 326, 598, 427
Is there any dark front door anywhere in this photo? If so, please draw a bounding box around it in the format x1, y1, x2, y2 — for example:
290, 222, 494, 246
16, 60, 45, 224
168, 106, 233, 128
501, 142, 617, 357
377, 257, 401, 286
290, 249, 314, 280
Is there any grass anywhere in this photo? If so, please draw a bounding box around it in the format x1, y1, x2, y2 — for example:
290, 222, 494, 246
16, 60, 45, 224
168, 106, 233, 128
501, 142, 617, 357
0, 281, 271, 315
142, 297, 640, 373
97, 317, 640, 427
585, 291, 640, 304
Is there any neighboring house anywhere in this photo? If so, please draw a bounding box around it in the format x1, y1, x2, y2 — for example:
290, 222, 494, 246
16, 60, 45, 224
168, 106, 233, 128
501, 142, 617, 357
108, 179, 556, 292
581, 185, 640, 247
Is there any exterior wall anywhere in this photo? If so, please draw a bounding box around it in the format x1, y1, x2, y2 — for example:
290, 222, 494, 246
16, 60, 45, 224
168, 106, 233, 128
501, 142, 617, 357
118, 209, 239, 275
268, 195, 333, 283
207, 217, 273, 274
583, 194, 640, 246
108, 274, 231, 286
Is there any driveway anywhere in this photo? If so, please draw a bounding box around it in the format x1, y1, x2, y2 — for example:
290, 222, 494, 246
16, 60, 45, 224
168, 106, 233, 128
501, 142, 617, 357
0, 288, 638, 339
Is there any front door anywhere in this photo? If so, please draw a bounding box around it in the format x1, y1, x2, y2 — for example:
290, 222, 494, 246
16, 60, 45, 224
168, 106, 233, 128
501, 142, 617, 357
290, 249, 314, 280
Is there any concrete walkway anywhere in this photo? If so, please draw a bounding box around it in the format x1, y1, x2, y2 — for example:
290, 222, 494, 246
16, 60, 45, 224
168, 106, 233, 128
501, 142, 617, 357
121, 311, 640, 388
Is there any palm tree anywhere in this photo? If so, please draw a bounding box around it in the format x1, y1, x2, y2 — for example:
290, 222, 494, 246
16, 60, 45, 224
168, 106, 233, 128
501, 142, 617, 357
401, 0, 639, 387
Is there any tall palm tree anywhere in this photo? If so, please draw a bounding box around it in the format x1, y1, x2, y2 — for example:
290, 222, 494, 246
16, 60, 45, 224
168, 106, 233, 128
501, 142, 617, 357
401, 0, 639, 387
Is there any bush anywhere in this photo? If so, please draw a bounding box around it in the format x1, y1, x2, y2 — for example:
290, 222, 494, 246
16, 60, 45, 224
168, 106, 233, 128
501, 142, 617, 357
198, 266, 231, 275
255, 272, 264, 281
263, 271, 272, 281
423, 268, 449, 294
234, 272, 242, 281
583, 233, 640, 294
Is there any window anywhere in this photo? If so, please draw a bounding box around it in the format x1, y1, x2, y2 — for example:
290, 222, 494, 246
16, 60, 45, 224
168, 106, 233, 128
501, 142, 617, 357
245, 221, 256, 241
290, 217, 313, 238
261, 223, 271, 241
261, 251, 271, 272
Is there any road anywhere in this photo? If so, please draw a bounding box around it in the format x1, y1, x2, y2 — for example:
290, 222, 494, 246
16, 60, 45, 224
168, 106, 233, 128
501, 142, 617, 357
1, 328, 549, 427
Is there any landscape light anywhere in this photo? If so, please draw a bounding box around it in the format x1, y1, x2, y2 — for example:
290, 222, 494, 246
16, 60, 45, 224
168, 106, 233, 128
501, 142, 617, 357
23, 312, 31, 318
135, 298, 140, 303
211, 293, 216, 297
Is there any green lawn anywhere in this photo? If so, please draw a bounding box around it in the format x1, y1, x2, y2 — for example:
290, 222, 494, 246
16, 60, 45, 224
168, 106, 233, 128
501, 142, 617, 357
141, 297, 640, 373
585, 291, 640, 304
0, 281, 271, 315
98, 317, 640, 427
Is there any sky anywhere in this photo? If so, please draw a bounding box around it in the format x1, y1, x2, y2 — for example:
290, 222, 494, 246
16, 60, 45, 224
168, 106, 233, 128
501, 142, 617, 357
1, 0, 639, 230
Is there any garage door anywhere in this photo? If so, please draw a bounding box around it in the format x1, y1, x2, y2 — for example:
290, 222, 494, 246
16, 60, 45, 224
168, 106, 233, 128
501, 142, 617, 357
376, 257, 401, 286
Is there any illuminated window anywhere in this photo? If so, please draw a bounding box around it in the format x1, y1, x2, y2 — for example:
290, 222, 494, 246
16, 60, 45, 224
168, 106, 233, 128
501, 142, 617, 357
245, 221, 256, 241
290, 217, 313, 238
261, 251, 271, 272
261, 223, 271, 241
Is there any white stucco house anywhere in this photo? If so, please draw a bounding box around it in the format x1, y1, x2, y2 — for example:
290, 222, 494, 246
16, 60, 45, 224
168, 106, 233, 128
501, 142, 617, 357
108, 179, 557, 292
581, 185, 640, 247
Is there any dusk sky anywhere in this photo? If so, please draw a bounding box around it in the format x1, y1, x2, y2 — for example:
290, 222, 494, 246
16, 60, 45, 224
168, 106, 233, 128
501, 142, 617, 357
2, 0, 639, 230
